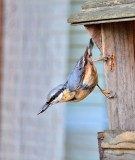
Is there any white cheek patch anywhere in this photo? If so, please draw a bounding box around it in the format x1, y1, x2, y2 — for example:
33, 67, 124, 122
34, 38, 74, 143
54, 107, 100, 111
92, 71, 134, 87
58, 92, 63, 101
50, 92, 63, 105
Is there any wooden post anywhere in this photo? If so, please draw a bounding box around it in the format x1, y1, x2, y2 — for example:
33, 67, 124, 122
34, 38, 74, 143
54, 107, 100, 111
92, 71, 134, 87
68, 0, 135, 159
101, 21, 135, 130
86, 21, 135, 131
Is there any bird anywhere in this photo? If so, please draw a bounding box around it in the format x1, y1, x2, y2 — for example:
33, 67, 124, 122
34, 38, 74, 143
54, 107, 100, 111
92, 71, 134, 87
37, 38, 114, 115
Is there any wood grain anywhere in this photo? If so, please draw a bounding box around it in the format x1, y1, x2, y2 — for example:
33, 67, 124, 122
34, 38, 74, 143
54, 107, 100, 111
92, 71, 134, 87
85, 24, 102, 53
86, 16, 135, 160
82, 0, 135, 9
86, 21, 135, 131
101, 21, 135, 130
68, 2, 135, 25
104, 150, 135, 160
98, 130, 135, 160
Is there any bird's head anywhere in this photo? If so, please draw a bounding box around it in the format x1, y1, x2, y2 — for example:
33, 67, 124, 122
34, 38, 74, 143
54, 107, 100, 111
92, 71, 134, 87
46, 84, 64, 105
37, 84, 65, 115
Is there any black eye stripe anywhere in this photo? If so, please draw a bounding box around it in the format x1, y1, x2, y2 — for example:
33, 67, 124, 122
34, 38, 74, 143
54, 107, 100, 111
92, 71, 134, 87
48, 88, 65, 103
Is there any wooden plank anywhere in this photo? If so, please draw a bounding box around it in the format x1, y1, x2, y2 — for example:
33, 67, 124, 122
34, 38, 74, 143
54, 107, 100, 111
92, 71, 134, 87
82, 0, 135, 9
68, 3, 135, 25
101, 130, 135, 149
103, 150, 135, 160
98, 132, 104, 160
85, 14, 135, 160
85, 24, 102, 53
69, 17, 135, 26
98, 130, 135, 160
101, 21, 135, 130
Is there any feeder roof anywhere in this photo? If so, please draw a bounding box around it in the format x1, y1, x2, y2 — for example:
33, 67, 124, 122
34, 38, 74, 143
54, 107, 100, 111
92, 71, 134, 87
68, 0, 135, 25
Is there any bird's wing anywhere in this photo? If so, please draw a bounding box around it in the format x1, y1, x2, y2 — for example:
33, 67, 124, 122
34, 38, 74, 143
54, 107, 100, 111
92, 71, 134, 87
66, 56, 86, 91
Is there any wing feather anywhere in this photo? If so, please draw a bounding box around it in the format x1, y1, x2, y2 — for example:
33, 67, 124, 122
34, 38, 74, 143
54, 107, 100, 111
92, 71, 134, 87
66, 56, 86, 91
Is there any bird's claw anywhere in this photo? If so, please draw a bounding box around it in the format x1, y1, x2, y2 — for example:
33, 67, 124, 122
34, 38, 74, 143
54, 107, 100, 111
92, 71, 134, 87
103, 55, 111, 61
103, 90, 116, 99
93, 54, 111, 62
99, 54, 111, 62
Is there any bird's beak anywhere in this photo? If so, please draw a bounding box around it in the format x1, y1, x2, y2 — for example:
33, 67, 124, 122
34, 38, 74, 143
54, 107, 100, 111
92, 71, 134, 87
37, 103, 50, 115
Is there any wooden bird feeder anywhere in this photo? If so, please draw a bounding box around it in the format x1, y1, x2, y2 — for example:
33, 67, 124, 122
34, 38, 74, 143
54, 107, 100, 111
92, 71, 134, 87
68, 0, 135, 159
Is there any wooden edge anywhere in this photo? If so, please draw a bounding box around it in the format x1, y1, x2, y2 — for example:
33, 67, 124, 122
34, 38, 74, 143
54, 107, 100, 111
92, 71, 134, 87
102, 130, 135, 149
98, 130, 135, 148
97, 132, 104, 160
68, 3, 135, 25
82, 0, 135, 9
85, 24, 102, 53
68, 17, 135, 26
98, 130, 135, 159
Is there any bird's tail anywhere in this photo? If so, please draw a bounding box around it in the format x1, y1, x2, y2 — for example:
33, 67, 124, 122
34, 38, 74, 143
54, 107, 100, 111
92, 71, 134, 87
37, 103, 50, 115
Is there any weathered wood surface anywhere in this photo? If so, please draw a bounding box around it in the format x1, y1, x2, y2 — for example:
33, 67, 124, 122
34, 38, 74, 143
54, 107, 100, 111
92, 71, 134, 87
68, 0, 135, 25
102, 21, 135, 130
104, 150, 135, 160
98, 130, 135, 160
85, 24, 102, 53
87, 21, 135, 131
82, 0, 135, 9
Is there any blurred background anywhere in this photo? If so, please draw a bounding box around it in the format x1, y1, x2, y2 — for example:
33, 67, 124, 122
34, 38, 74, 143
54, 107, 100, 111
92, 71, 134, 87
0, 0, 108, 160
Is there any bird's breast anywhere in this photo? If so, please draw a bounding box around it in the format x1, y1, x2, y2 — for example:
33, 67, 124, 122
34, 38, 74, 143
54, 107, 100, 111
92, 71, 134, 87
60, 89, 76, 102
83, 63, 98, 86
74, 89, 92, 101
74, 63, 98, 101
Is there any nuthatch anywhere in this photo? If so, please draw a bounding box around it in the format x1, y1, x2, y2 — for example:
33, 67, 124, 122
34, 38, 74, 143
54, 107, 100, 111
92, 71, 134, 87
38, 39, 114, 115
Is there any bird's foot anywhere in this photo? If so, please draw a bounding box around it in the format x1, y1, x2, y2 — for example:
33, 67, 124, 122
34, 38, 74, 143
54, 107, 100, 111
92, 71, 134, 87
102, 90, 116, 99
93, 54, 111, 62
102, 54, 111, 61
97, 84, 116, 99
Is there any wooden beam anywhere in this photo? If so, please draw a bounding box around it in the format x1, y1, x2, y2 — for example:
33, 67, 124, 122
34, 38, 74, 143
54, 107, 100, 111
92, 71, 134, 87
98, 130, 135, 160
86, 17, 135, 160
68, 3, 135, 25
87, 21, 135, 131
85, 24, 102, 53
82, 0, 135, 9
101, 21, 135, 130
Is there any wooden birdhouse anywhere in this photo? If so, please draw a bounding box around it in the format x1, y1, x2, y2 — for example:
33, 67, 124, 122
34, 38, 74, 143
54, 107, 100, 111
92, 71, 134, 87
68, 0, 135, 159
